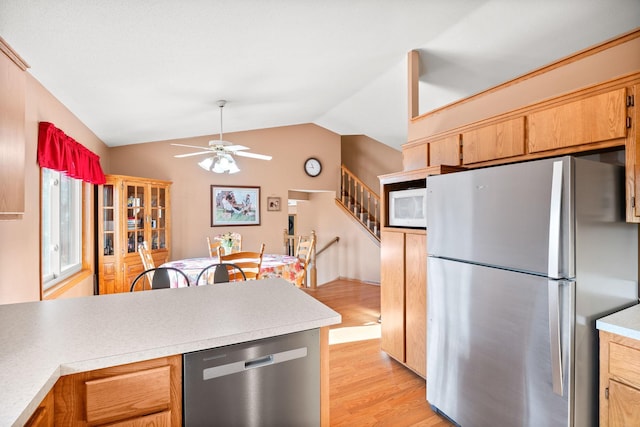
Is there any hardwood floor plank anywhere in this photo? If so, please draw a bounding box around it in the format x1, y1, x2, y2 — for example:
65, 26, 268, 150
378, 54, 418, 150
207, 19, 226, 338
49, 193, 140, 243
305, 280, 453, 427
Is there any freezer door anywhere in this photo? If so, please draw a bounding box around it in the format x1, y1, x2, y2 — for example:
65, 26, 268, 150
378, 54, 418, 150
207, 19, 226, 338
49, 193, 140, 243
427, 156, 573, 277
427, 258, 573, 427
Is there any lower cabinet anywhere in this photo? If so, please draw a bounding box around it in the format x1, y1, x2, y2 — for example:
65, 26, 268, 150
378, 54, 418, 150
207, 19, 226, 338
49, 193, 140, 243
380, 230, 427, 377
53, 355, 182, 426
25, 388, 54, 427
599, 331, 640, 427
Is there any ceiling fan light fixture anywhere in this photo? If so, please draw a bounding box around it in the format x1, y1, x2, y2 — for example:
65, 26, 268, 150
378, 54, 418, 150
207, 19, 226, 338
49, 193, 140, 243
199, 154, 240, 174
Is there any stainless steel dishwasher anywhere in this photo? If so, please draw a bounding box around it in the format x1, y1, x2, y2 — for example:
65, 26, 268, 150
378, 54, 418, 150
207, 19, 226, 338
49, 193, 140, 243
183, 329, 320, 427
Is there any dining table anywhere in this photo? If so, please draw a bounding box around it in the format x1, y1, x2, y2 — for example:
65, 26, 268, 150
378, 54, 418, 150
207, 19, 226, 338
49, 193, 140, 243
161, 253, 304, 286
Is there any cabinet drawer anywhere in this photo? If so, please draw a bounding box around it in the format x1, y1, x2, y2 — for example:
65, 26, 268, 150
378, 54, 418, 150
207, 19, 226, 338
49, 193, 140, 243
85, 366, 171, 424
609, 341, 640, 388
103, 410, 171, 427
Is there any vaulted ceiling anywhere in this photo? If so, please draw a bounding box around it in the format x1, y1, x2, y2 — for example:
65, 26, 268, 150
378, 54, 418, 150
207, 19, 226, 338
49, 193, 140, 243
1, 1, 638, 150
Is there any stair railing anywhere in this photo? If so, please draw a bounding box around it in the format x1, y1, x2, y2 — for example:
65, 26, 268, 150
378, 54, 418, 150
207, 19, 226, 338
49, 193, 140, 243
339, 165, 381, 240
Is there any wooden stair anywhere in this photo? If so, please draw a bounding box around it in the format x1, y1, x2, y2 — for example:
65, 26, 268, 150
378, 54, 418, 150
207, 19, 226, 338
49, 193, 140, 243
337, 165, 381, 242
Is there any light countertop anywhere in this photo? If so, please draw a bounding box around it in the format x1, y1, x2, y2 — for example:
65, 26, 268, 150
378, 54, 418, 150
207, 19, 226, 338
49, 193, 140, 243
0, 278, 341, 426
596, 303, 640, 341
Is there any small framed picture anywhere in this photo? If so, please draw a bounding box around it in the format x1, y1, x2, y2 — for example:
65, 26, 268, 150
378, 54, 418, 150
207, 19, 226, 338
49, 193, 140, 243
267, 196, 281, 212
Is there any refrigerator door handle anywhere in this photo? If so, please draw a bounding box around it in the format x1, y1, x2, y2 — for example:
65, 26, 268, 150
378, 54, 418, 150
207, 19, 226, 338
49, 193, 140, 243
548, 160, 563, 279
548, 280, 564, 396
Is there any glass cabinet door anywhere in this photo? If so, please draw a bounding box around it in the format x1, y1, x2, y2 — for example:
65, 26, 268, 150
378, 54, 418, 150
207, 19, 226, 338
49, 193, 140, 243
126, 184, 146, 254
150, 185, 166, 250
102, 184, 115, 256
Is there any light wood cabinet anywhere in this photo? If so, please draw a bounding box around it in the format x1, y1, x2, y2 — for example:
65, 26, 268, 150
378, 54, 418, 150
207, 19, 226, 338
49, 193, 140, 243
380, 230, 427, 377
402, 143, 428, 171
599, 330, 640, 427
428, 135, 460, 167
528, 88, 627, 153
0, 41, 27, 219
98, 175, 172, 294
404, 232, 427, 377
380, 230, 406, 363
462, 116, 525, 165
25, 388, 54, 427
53, 355, 182, 426
628, 84, 640, 222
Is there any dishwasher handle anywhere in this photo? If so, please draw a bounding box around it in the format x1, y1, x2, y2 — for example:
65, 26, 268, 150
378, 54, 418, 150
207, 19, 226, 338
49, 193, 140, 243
203, 346, 308, 380
245, 355, 273, 369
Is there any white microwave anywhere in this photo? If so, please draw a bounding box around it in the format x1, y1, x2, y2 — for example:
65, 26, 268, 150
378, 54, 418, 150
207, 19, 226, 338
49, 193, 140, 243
388, 187, 427, 228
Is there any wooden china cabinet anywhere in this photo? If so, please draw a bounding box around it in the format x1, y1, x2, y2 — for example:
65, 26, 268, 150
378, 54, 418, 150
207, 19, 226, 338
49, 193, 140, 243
98, 175, 172, 294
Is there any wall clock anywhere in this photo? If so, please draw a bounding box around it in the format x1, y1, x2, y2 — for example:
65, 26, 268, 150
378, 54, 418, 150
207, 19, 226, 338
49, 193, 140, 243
304, 157, 322, 177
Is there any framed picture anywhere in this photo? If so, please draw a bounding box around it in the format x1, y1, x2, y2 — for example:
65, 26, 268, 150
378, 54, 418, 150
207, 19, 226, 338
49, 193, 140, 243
211, 185, 260, 226
267, 196, 281, 212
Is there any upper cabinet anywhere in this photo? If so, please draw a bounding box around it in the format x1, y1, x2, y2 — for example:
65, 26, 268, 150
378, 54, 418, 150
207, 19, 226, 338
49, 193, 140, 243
528, 88, 627, 153
0, 40, 29, 219
462, 117, 525, 165
98, 174, 172, 294
403, 74, 640, 222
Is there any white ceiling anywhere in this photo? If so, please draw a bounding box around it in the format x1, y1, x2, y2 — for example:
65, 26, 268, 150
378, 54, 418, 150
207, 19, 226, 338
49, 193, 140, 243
1, 1, 639, 150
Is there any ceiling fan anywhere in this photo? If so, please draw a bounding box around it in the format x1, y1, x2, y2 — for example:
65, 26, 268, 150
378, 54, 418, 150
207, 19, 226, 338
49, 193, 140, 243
172, 100, 272, 173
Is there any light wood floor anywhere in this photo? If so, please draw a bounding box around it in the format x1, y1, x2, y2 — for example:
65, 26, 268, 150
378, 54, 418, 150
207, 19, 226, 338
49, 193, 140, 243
305, 280, 453, 427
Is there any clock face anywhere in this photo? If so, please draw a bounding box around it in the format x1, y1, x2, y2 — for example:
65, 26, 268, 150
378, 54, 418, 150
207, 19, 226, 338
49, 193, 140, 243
304, 158, 322, 177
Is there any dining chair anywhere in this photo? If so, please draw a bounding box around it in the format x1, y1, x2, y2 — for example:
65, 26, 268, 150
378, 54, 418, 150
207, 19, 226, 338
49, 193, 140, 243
294, 231, 316, 287
217, 243, 265, 280
206, 237, 222, 258
195, 263, 248, 285
138, 241, 155, 270
130, 267, 190, 291
213, 232, 242, 253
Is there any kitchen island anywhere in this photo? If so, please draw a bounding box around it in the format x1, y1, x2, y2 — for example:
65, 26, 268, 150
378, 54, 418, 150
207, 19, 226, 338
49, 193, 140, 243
597, 304, 640, 427
0, 278, 341, 426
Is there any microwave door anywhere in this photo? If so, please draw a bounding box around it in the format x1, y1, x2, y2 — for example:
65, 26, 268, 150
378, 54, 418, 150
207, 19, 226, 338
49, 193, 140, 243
389, 188, 426, 228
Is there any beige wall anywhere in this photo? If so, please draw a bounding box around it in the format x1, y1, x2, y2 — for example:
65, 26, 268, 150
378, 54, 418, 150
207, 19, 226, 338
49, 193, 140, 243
0, 62, 108, 304
341, 135, 402, 192
108, 124, 343, 262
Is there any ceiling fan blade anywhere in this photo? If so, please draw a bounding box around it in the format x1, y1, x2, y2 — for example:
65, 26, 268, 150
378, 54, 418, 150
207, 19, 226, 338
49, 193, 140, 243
234, 151, 272, 161
174, 151, 213, 158
171, 143, 210, 150
225, 144, 250, 152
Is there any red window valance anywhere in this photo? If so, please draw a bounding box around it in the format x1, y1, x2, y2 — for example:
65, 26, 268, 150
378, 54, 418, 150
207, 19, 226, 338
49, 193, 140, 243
37, 122, 106, 185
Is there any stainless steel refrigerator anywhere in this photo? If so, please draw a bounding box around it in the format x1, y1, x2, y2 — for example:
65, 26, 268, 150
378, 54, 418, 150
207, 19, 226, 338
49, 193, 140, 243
426, 156, 638, 427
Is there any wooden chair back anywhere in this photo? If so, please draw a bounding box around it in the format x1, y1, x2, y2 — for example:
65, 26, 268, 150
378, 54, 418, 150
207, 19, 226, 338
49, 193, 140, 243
294, 231, 316, 287
217, 243, 265, 280
207, 237, 222, 257
137, 242, 156, 285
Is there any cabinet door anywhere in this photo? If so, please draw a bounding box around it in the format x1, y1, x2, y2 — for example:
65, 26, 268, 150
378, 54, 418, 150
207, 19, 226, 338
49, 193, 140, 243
429, 135, 460, 167
380, 231, 405, 361
0, 49, 26, 218
629, 83, 639, 222
403, 143, 427, 171
149, 184, 168, 250
54, 355, 181, 426
125, 183, 147, 255
405, 233, 426, 377
609, 380, 640, 427
528, 88, 627, 153
462, 117, 525, 164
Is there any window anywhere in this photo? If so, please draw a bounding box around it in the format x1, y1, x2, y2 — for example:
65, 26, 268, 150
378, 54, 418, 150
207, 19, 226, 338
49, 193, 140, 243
42, 168, 82, 289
